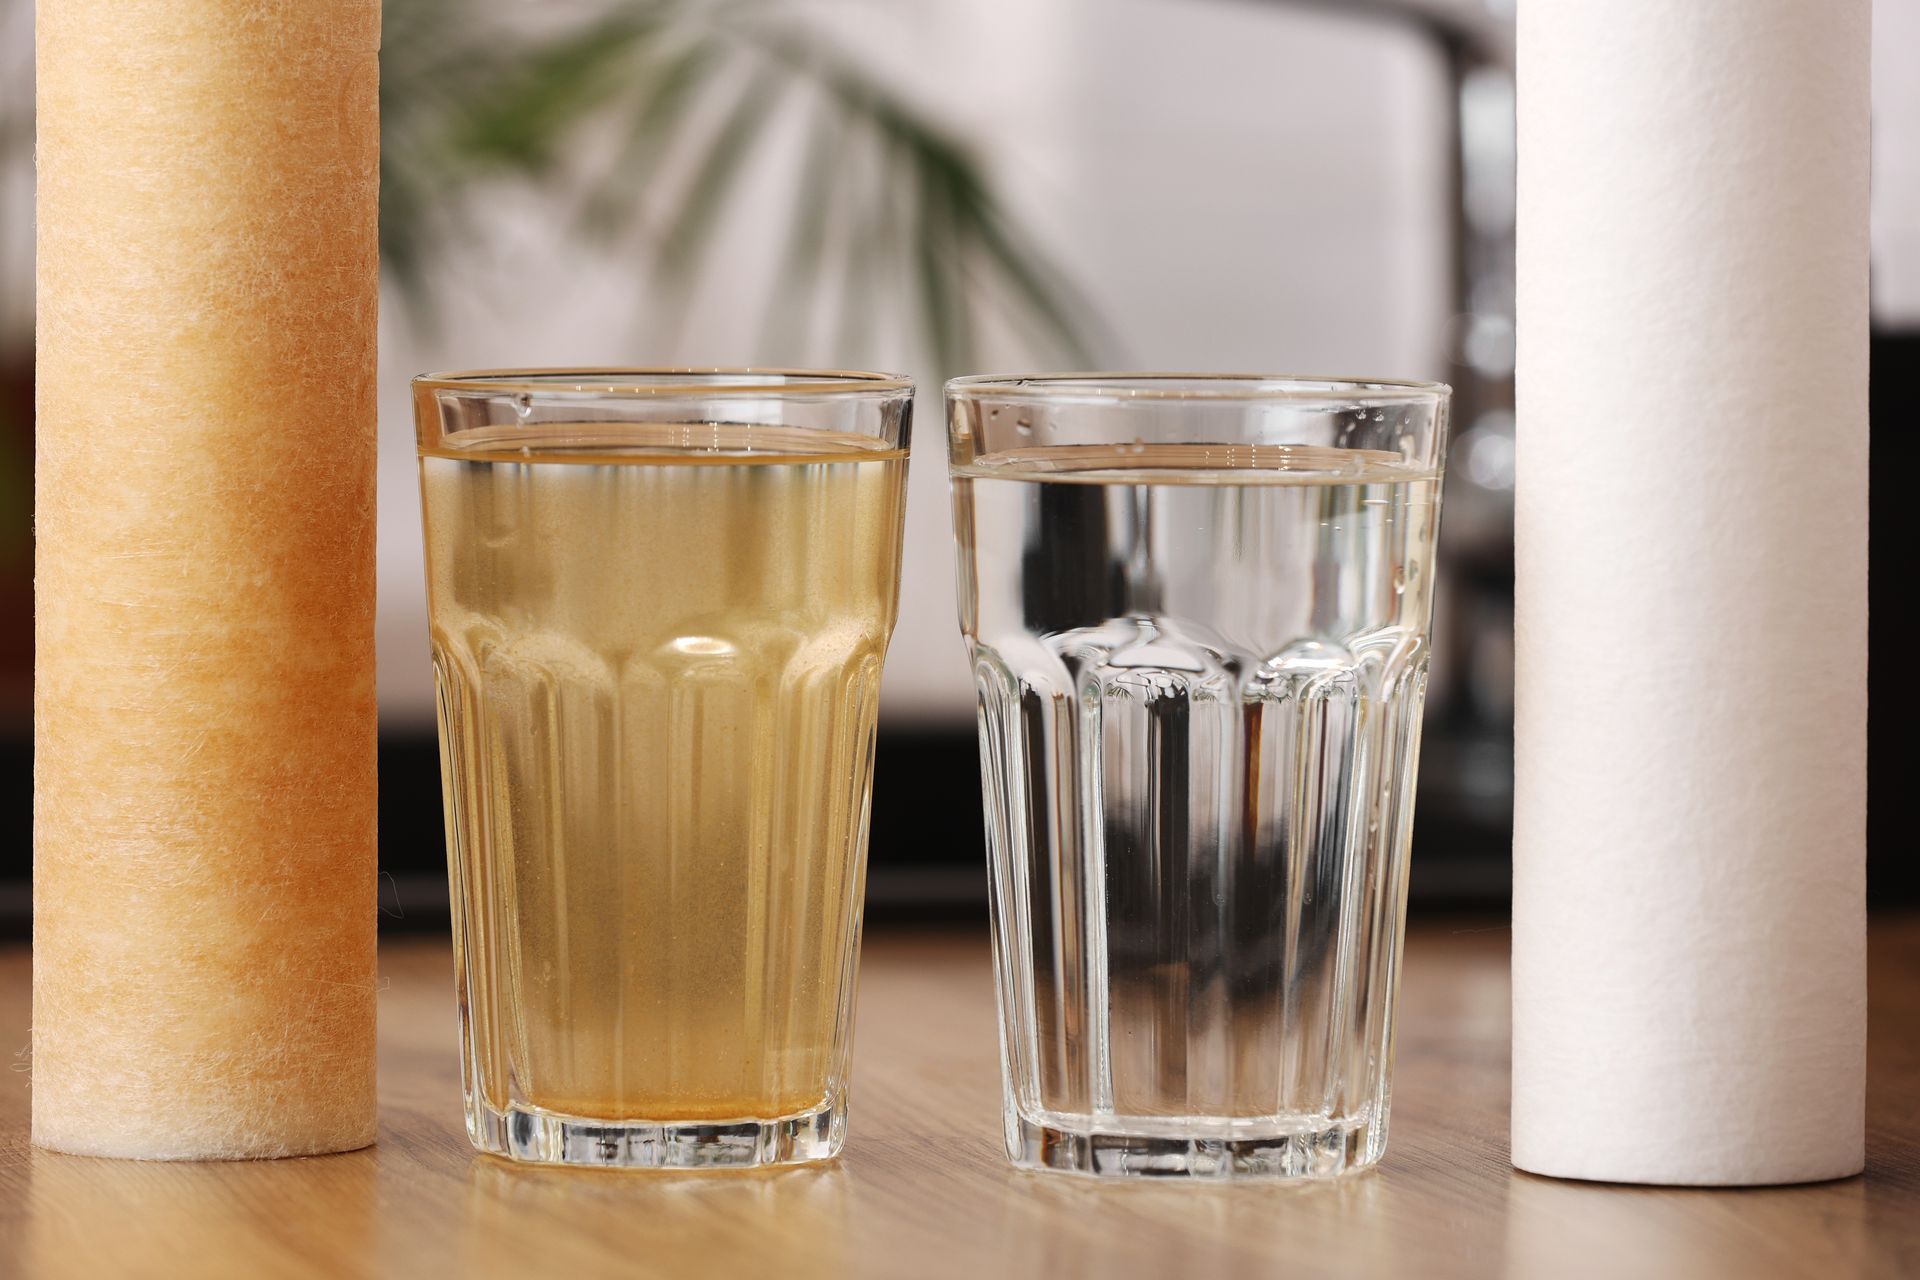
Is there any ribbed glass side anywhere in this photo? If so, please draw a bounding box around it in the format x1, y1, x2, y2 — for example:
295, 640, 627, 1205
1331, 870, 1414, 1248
437, 646, 881, 1116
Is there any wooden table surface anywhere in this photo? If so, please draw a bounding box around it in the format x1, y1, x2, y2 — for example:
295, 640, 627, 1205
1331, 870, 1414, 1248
1, 919, 1916, 1279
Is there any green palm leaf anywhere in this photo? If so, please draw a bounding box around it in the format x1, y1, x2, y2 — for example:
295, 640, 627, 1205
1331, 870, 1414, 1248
377, 0, 1104, 373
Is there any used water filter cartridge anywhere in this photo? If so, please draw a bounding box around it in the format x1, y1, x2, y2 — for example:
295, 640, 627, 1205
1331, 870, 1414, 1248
1512, 0, 1868, 1183
34, 0, 380, 1159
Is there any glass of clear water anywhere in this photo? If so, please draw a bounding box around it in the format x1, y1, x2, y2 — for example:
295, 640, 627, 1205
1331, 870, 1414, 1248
947, 374, 1449, 1179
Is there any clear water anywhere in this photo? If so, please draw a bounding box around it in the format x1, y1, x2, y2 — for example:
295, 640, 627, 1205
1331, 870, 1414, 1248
952, 443, 1442, 1175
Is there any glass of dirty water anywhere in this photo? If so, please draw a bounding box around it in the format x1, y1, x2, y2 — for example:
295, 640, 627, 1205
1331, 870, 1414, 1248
416, 369, 912, 1169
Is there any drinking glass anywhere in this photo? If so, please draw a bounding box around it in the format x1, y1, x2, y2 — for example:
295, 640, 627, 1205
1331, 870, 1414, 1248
948, 374, 1449, 1178
415, 369, 912, 1168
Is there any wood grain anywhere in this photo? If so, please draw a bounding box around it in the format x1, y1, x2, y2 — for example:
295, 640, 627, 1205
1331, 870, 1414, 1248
1, 919, 1916, 1279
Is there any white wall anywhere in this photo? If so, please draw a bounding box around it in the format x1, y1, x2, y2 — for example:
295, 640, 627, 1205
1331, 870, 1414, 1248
374, 0, 1454, 726
1875, 0, 1920, 324
0, 0, 32, 348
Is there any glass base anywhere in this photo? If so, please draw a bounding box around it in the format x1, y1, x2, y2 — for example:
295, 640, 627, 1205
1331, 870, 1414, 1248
1008, 1112, 1379, 1180
467, 1095, 844, 1170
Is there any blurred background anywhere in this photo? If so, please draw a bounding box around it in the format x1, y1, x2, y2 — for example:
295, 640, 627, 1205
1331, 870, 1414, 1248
1, 0, 1914, 929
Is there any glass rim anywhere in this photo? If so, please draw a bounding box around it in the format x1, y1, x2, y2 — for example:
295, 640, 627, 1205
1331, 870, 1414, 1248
414, 367, 914, 398
946, 371, 1451, 404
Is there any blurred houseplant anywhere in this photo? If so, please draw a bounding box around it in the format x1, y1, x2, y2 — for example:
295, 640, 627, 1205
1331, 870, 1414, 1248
0, 0, 1097, 712
378, 0, 1097, 369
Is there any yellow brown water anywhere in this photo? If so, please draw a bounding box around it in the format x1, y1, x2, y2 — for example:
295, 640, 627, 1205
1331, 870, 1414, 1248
421, 424, 906, 1123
